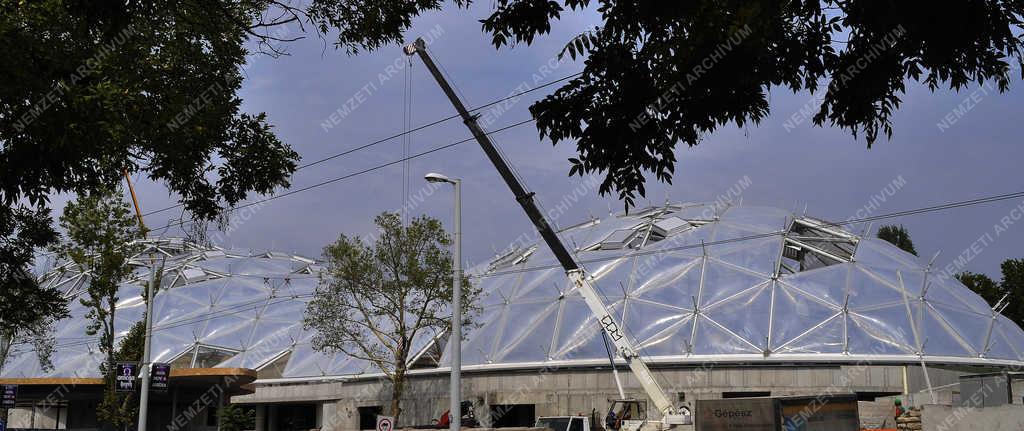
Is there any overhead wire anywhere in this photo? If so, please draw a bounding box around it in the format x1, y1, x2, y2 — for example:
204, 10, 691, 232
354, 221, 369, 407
146, 118, 538, 235
140, 71, 583, 218
423, 43, 532, 192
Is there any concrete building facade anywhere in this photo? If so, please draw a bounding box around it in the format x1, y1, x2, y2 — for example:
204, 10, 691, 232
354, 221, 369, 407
235, 363, 1002, 430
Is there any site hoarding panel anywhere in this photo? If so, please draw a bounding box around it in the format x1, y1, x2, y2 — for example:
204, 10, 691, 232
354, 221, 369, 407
696, 398, 777, 431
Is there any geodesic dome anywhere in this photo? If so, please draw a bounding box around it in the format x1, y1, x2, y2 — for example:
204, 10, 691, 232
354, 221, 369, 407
449, 202, 1024, 370
5, 202, 1023, 382
0, 238, 386, 379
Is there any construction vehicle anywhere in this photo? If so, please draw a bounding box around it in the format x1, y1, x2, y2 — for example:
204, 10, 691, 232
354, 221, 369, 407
404, 39, 695, 431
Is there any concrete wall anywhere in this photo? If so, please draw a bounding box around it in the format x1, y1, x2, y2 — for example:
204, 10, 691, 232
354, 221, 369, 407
236, 364, 908, 430
905, 364, 992, 394
922, 404, 1024, 431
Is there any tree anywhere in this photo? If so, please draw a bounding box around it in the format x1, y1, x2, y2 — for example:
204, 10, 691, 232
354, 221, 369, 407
998, 259, 1024, 327
0, 1, 301, 219
0, 1, 301, 319
303, 212, 479, 424
94, 319, 146, 429
877, 224, 917, 256
53, 189, 144, 427
92, 261, 163, 429
0, 206, 69, 373
957, 271, 1001, 308
313, 1, 1024, 208
958, 260, 1024, 327
218, 404, 256, 431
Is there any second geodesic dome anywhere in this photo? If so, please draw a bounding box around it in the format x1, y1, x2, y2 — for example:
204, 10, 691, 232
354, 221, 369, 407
448, 202, 1024, 369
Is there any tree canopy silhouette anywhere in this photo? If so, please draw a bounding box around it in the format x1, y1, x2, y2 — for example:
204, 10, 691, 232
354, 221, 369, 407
877, 224, 918, 256
317, 0, 1024, 208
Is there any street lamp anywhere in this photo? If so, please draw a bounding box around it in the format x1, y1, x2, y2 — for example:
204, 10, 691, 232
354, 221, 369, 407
424, 172, 462, 431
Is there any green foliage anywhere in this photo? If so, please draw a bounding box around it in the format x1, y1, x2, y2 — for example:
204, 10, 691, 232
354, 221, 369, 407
303, 212, 479, 422
999, 259, 1024, 327
877, 224, 918, 256
0, 1, 300, 217
0, 1, 300, 321
54, 188, 143, 426
218, 404, 256, 431
55, 189, 143, 355
311, 0, 1024, 209
958, 259, 1024, 327
515, 2, 1024, 209
957, 271, 1001, 308
306, 0, 469, 54
0, 205, 69, 372
92, 319, 147, 428
96, 388, 138, 430
116, 320, 146, 363
89, 318, 148, 428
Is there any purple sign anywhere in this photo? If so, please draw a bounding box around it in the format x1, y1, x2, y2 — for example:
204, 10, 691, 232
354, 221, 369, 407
151, 363, 171, 392
115, 362, 138, 393
0, 384, 16, 409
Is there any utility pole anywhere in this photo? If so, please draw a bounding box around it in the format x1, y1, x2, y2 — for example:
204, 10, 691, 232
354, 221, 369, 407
136, 262, 158, 431
424, 173, 462, 431
123, 171, 155, 431
451, 180, 462, 431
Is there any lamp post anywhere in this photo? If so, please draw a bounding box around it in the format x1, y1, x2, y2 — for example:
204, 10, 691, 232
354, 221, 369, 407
424, 172, 462, 431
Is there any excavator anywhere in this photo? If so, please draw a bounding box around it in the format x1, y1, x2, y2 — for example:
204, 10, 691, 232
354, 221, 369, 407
404, 39, 695, 431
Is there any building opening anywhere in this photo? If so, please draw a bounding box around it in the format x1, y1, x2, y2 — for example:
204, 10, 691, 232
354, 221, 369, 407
276, 404, 317, 431
489, 404, 535, 427
358, 406, 383, 430
722, 391, 771, 399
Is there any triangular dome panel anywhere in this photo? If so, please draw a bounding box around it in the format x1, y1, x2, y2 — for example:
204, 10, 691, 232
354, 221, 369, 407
699, 261, 769, 308
691, 316, 759, 355
848, 305, 915, 355
771, 282, 840, 349
703, 283, 772, 350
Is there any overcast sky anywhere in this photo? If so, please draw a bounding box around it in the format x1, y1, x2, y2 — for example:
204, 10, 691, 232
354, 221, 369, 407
115, 3, 1024, 282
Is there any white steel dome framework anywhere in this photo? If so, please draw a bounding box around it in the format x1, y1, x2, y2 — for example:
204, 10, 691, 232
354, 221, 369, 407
3, 202, 1023, 381
454, 202, 1024, 370
0, 238, 369, 379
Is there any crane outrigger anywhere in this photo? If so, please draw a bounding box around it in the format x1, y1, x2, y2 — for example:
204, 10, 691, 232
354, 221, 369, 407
404, 39, 692, 431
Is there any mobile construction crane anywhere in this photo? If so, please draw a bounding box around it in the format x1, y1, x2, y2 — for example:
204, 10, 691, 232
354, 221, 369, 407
404, 39, 693, 431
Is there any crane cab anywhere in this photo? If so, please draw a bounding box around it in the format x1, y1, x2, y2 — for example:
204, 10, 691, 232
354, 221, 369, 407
604, 399, 648, 431
604, 399, 693, 431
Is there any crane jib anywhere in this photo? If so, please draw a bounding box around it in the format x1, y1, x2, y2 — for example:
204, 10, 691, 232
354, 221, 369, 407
405, 38, 687, 423
601, 315, 624, 342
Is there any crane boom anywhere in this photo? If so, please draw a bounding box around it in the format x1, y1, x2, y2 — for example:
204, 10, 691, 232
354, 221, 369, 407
403, 38, 680, 419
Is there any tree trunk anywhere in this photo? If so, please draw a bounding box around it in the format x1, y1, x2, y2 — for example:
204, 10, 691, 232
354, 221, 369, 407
389, 343, 410, 425
107, 296, 117, 400
0, 329, 13, 373
389, 371, 406, 425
